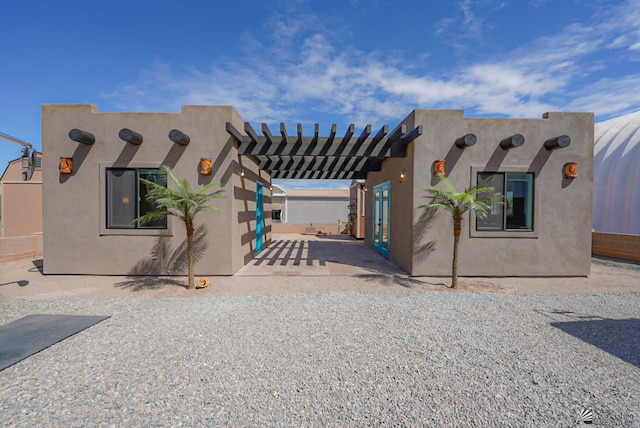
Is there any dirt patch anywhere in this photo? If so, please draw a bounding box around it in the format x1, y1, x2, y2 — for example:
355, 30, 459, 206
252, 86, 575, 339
1, 256, 639, 301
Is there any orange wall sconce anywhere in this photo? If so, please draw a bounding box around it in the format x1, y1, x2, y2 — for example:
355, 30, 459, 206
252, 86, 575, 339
59, 157, 73, 174
433, 160, 446, 175
564, 162, 578, 178
199, 158, 213, 175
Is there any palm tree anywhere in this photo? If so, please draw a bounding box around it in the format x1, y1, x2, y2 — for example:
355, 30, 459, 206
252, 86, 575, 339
420, 174, 501, 288
135, 165, 225, 289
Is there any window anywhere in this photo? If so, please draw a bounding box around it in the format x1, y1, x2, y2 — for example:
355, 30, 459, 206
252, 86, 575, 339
477, 172, 534, 231
106, 168, 167, 229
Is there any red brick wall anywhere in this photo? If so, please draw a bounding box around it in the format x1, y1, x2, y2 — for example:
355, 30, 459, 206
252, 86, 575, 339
592, 232, 640, 261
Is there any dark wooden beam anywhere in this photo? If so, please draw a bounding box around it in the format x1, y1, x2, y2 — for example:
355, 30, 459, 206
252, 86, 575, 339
544, 135, 571, 150
280, 123, 288, 142
262, 123, 275, 144
362, 125, 388, 157
226, 122, 248, 144
244, 122, 259, 143
391, 125, 422, 157
169, 129, 190, 146
119, 128, 143, 145
348, 124, 371, 157
500, 134, 525, 149
318, 124, 337, 156
455, 133, 477, 149
297, 124, 303, 143
68, 129, 95, 145
304, 123, 320, 155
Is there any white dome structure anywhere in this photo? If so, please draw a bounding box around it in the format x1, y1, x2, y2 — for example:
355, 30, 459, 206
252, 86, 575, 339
593, 111, 640, 234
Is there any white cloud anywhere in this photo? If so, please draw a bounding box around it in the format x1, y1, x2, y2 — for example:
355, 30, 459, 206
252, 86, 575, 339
102, 0, 640, 125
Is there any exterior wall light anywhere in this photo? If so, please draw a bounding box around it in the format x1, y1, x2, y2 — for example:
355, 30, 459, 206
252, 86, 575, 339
544, 135, 571, 151
169, 129, 190, 146
68, 129, 95, 145
59, 157, 73, 174
455, 133, 477, 149
400, 169, 406, 180
564, 162, 578, 178
240, 167, 245, 177
200, 158, 212, 175
119, 128, 143, 145
433, 160, 446, 175
500, 134, 525, 149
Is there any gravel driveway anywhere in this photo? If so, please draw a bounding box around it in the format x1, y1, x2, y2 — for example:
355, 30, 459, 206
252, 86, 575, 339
1, 290, 639, 426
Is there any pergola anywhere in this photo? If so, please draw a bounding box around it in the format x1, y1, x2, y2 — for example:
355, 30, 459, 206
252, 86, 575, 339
226, 122, 423, 179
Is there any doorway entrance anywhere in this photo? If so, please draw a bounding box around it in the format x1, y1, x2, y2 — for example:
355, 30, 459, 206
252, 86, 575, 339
372, 181, 391, 258
256, 182, 264, 254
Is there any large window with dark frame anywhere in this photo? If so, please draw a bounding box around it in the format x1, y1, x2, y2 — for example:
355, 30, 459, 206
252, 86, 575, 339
106, 168, 167, 229
476, 172, 534, 231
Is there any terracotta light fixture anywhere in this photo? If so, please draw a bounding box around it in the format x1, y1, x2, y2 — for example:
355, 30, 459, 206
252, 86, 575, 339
59, 157, 73, 174
199, 158, 212, 175
564, 162, 578, 178
433, 160, 446, 175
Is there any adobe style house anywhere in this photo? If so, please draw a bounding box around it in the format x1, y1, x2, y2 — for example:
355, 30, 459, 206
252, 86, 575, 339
42, 104, 593, 277
365, 109, 593, 276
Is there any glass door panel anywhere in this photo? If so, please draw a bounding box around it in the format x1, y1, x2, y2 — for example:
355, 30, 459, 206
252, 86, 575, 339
256, 182, 264, 254
372, 181, 391, 258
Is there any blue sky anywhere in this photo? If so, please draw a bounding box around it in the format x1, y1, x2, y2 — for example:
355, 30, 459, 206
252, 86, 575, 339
1, 0, 639, 189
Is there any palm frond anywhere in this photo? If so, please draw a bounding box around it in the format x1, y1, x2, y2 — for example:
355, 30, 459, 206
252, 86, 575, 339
421, 174, 503, 219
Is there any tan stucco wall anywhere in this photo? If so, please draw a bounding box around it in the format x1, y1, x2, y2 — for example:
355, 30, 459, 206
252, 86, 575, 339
42, 104, 269, 275
368, 109, 594, 277
0, 157, 43, 238
0, 234, 42, 261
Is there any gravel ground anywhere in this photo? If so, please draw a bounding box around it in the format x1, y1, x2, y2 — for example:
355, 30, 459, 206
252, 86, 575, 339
1, 290, 639, 427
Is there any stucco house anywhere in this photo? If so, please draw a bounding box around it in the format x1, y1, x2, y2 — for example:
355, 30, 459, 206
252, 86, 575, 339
42, 104, 593, 277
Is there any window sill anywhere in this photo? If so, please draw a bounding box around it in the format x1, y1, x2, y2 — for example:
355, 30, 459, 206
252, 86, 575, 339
470, 230, 538, 238
100, 228, 173, 237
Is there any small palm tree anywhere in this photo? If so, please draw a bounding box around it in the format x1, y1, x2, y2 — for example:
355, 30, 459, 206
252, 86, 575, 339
135, 165, 225, 289
420, 174, 501, 288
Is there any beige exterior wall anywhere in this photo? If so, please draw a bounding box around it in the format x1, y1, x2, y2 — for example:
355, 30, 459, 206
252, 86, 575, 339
0, 234, 42, 262
272, 223, 341, 234
0, 156, 43, 238
367, 109, 594, 277
42, 104, 270, 275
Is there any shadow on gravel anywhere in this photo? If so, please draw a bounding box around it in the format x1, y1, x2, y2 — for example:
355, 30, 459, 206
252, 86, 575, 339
551, 318, 640, 367
114, 277, 188, 292
356, 273, 447, 289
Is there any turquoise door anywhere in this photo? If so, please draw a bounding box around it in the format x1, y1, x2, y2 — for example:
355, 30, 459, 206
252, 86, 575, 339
372, 181, 391, 258
256, 182, 264, 254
